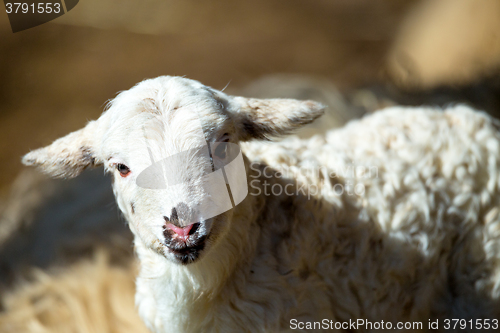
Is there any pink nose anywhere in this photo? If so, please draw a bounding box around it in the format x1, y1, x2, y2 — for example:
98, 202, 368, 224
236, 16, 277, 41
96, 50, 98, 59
165, 223, 195, 239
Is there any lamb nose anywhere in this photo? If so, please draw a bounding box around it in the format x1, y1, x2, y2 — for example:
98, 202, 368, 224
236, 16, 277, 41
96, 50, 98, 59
170, 207, 178, 221
163, 208, 179, 224
165, 222, 200, 238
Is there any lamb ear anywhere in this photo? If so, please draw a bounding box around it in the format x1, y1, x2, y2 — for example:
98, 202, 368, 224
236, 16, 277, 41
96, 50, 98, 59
22, 121, 101, 178
231, 96, 325, 141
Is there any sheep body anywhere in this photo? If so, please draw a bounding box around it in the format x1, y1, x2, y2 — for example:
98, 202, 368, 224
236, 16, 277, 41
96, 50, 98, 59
136, 106, 500, 332
21, 77, 500, 332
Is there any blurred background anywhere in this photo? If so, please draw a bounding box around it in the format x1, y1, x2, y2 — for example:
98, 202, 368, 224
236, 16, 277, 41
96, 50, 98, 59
0, 0, 500, 329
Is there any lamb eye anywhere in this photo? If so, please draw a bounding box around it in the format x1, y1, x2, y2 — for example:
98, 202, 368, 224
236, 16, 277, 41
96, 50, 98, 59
214, 134, 230, 159
214, 143, 227, 159
117, 164, 131, 177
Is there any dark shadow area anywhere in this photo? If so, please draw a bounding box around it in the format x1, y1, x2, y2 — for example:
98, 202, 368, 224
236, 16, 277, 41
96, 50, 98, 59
367, 73, 500, 119
0, 169, 132, 293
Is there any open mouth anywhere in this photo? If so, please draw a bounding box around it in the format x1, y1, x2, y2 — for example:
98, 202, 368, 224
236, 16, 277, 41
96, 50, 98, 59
163, 222, 207, 264
167, 237, 207, 264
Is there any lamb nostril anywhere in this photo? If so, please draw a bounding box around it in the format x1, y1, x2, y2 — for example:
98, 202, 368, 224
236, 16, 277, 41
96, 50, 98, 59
164, 216, 170, 222
188, 222, 200, 235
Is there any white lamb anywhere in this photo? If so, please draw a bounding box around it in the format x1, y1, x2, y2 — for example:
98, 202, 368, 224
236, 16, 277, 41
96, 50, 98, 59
22, 76, 500, 332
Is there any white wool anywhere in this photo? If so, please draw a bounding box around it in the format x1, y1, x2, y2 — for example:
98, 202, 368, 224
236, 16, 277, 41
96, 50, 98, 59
21, 76, 500, 332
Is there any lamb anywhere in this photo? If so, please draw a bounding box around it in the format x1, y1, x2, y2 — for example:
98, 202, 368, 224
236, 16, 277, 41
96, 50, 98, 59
22, 76, 500, 332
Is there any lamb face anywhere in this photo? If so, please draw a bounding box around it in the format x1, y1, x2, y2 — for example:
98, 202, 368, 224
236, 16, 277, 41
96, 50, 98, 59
22, 76, 324, 265
101, 78, 239, 264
